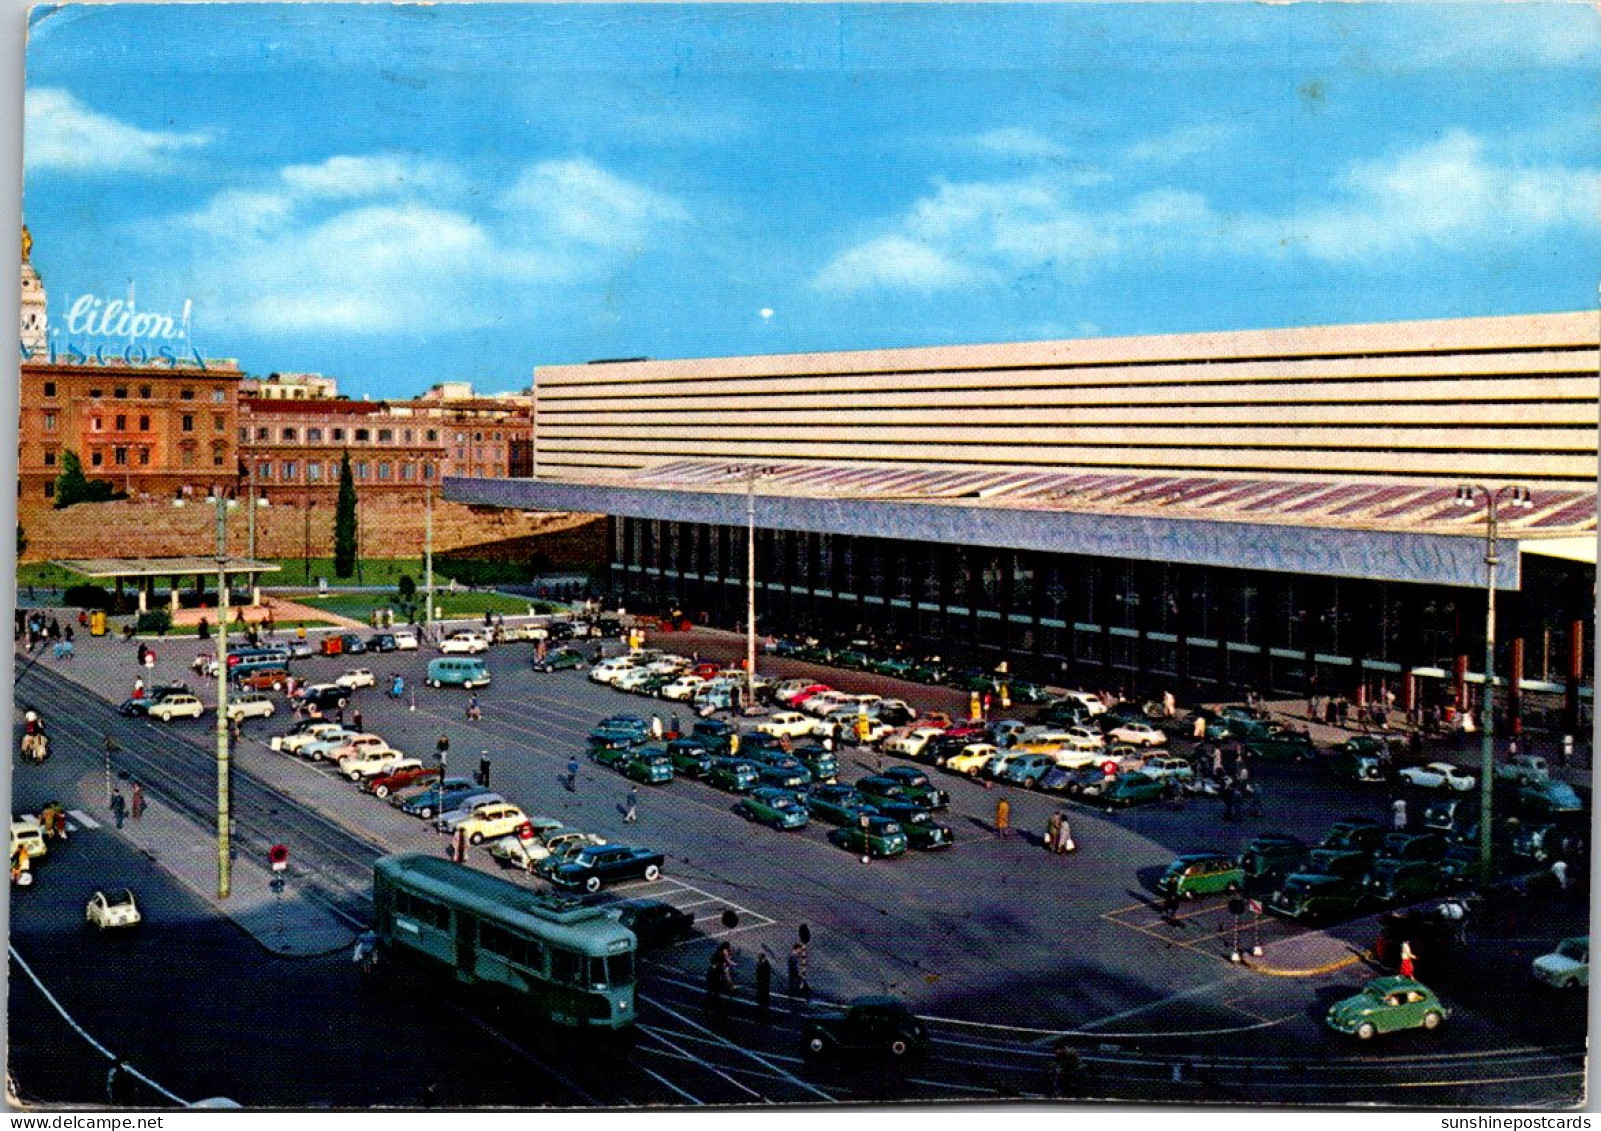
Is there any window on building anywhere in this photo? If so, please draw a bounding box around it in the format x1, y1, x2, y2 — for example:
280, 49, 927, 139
256, 427, 269, 440
91, 416, 103, 433
139, 385, 152, 398
42, 450, 55, 467
354, 428, 370, 442
180, 388, 195, 400
212, 389, 225, 403
283, 461, 298, 480
307, 428, 322, 442
42, 381, 55, 398
256, 461, 270, 480
377, 428, 392, 442
214, 414, 225, 431
282, 427, 297, 442
455, 447, 465, 461
114, 447, 128, 466
89, 388, 103, 398
42, 412, 56, 432
308, 462, 322, 482
402, 429, 413, 442
181, 448, 195, 468
239, 427, 249, 442
213, 446, 226, 467
423, 464, 434, 480
182, 414, 194, 432
115, 414, 127, 431
400, 463, 414, 481
90, 450, 103, 467
493, 431, 502, 441
426, 429, 437, 442
473, 431, 483, 442
455, 432, 466, 443
138, 448, 150, 466
376, 462, 391, 480
139, 415, 150, 431
356, 461, 369, 479
43, 481, 53, 498
114, 386, 128, 398
332, 428, 345, 441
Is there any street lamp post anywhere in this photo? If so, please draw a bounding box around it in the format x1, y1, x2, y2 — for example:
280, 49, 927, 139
1454, 483, 1533, 882
210, 490, 237, 900
424, 464, 435, 642
732, 466, 782, 708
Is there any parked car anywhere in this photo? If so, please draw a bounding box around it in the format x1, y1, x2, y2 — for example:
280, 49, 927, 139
828, 816, 909, 858
757, 711, 817, 739
335, 668, 376, 690
995, 752, 1058, 788
363, 762, 438, 797
804, 783, 879, 827
870, 801, 954, 850
607, 899, 696, 951
1158, 852, 1245, 899
1101, 771, 1167, 807
1240, 833, 1309, 886
1326, 976, 1448, 1040
540, 844, 665, 893
432, 791, 507, 832
1364, 859, 1444, 904
392, 629, 419, 651
856, 773, 947, 812
337, 633, 368, 655
1532, 937, 1589, 990
532, 646, 588, 673
754, 758, 813, 791
1269, 871, 1367, 923
1496, 754, 1551, 786
590, 715, 651, 746
367, 633, 398, 653
803, 996, 930, 1061
225, 693, 276, 722
1244, 725, 1318, 762
1106, 721, 1167, 748
233, 667, 290, 692
85, 889, 142, 930
396, 778, 481, 820
439, 631, 490, 655
1517, 779, 1585, 816
945, 743, 1000, 777
294, 683, 350, 712
707, 758, 760, 793
285, 639, 316, 660
149, 695, 205, 722
1321, 816, 1387, 853
1397, 762, 1476, 792
735, 787, 811, 830
272, 720, 348, 755
453, 803, 532, 845
344, 751, 421, 782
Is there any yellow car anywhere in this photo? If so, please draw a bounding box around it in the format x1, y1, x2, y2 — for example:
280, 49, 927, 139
945, 743, 999, 777
454, 803, 530, 845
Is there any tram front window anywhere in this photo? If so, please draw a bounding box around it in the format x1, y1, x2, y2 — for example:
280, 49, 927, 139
586, 953, 635, 988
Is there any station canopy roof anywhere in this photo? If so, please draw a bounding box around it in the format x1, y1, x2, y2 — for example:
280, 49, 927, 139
53, 557, 282, 579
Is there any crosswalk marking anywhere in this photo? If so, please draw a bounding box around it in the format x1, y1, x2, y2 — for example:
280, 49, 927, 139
67, 810, 100, 830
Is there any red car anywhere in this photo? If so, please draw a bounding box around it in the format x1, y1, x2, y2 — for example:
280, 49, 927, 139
364, 764, 442, 800
782, 683, 832, 708
234, 667, 289, 692
689, 661, 722, 680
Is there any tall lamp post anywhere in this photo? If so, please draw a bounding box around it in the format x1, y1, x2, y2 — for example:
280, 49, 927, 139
730, 466, 783, 707
208, 489, 240, 899
1454, 483, 1533, 881
424, 463, 435, 642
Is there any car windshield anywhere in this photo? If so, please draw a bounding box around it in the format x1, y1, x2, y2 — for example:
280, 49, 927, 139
880, 823, 902, 835
1558, 940, 1588, 961
772, 797, 797, 810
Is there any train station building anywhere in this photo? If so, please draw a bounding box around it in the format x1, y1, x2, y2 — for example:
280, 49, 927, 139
449, 311, 1599, 734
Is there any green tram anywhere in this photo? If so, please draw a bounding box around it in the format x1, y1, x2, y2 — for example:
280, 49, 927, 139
373, 853, 637, 1029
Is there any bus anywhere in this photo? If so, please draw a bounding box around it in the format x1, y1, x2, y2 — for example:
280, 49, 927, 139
372, 853, 637, 1029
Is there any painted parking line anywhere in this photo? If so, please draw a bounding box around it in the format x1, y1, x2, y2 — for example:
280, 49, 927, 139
604, 875, 779, 944
1101, 898, 1319, 969
67, 810, 101, 830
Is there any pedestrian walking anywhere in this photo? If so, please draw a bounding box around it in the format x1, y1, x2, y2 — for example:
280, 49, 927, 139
437, 733, 451, 761
466, 694, 482, 722
995, 797, 1011, 838
650, 714, 664, 740
1551, 859, 1570, 892
478, 752, 492, 789
787, 942, 811, 1000
754, 952, 772, 1018
567, 756, 580, 793
1392, 797, 1408, 831
1056, 814, 1075, 854
452, 827, 468, 863
624, 785, 638, 823
1398, 940, 1416, 978
110, 788, 127, 830
352, 707, 364, 734
130, 782, 145, 821
1046, 810, 1062, 853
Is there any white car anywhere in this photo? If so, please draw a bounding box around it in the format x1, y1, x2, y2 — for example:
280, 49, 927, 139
1398, 762, 1477, 792
150, 695, 205, 722
225, 693, 276, 722
273, 721, 348, 755
297, 728, 361, 761
882, 726, 946, 758
659, 675, 706, 701
335, 668, 376, 690
589, 658, 640, 685
439, 632, 489, 655
1057, 690, 1108, 717
454, 803, 531, 845
1140, 755, 1195, 783
324, 734, 393, 764
757, 711, 817, 739
392, 630, 419, 651
1107, 721, 1167, 748
644, 656, 690, 675
614, 667, 658, 693
86, 889, 142, 929
344, 752, 421, 782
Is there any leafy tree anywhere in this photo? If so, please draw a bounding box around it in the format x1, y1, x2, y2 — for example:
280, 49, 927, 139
52, 450, 124, 508
397, 574, 417, 602
15, 523, 25, 559
333, 451, 358, 579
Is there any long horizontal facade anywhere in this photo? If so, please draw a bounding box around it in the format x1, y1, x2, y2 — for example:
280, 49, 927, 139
452, 311, 1600, 733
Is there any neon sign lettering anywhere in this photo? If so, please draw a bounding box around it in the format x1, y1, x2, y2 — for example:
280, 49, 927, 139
65, 295, 192, 342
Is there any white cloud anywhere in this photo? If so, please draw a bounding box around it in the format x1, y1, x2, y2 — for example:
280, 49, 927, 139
813, 235, 977, 294
967, 127, 1067, 162
26, 88, 210, 174
1124, 122, 1236, 166
1256, 130, 1601, 261
169, 153, 689, 335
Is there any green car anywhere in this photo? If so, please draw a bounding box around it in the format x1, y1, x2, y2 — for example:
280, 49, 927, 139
1101, 771, 1166, 807
855, 774, 938, 813
1321, 816, 1387, 853
873, 801, 954, 850
707, 757, 760, 793
829, 816, 909, 858
734, 787, 810, 830
804, 783, 879, 827
589, 743, 637, 772
664, 738, 716, 778
877, 766, 950, 809
531, 646, 587, 672
621, 750, 676, 785
1241, 833, 1309, 886
1364, 859, 1442, 904
1306, 846, 1372, 880
1269, 871, 1367, 923
1245, 725, 1318, 762
790, 743, 840, 783
1326, 976, 1449, 1040
1159, 852, 1245, 899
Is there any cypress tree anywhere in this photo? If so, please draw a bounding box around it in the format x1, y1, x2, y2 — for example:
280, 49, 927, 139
333, 451, 359, 579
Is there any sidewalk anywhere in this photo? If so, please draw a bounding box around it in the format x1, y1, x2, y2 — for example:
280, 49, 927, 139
65, 767, 356, 959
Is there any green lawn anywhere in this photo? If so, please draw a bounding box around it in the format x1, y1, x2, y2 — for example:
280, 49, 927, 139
285, 590, 541, 623
259, 558, 449, 588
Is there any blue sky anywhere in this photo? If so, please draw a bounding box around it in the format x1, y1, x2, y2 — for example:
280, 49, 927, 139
23, 3, 1601, 399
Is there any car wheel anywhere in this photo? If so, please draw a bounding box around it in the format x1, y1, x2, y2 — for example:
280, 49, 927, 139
888, 1038, 910, 1057
806, 1036, 827, 1057
1421, 1011, 1442, 1031
1356, 1022, 1377, 1040
419, 806, 434, 820
1226, 882, 1241, 894
644, 864, 661, 881
346, 771, 361, 782
470, 832, 485, 845
584, 876, 602, 894
429, 679, 441, 689
374, 785, 390, 798
337, 696, 349, 708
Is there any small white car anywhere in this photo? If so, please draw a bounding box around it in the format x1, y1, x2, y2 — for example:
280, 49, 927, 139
335, 668, 376, 690
439, 631, 490, 655
325, 734, 393, 764
344, 752, 421, 782
1398, 762, 1477, 792
589, 658, 640, 685
659, 675, 706, 701
273, 721, 348, 755
1533, 937, 1588, 990
757, 712, 817, 739
11, 817, 48, 861
454, 803, 531, 845
86, 889, 142, 929
297, 729, 361, 761
644, 655, 690, 675
882, 726, 946, 758
150, 695, 205, 722
614, 667, 658, 693
226, 693, 277, 722
1057, 690, 1108, 717
1107, 721, 1168, 748
1140, 755, 1195, 783
392, 630, 419, 651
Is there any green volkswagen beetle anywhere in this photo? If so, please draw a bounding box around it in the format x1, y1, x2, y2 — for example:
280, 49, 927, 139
707, 757, 760, 793
804, 783, 879, 826
734, 786, 811, 830
829, 815, 909, 858
1326, 976, 1449, 1040
620, 749, 676, 785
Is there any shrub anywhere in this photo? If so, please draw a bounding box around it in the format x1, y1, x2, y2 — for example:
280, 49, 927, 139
63, 583, 113, 611
134, 609, 173, 635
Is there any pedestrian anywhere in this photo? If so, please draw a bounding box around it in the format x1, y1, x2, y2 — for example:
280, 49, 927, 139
567, 756, 580, 793
754, 952, 772, 1018
1551, 859, 1569, 892
467, 694, 482, 722
197, 617, 210, 641
110, 788, 127, 830
1056, 814, 1075, 854
132, 678, 145, 701
1046, 811, 1062, 853
437, 733, 451, 762
130, 782, 145, 821
478, 752, 492, 789
995, 797, 1010, 839
1392, 797, 1407, 831
1398, 940, 1416, 978
352, 707, 364, 734
452, 827, 468, 863
1192, 714, 1206, 740
650, 714, 664, 740
624, 785, 638, 823
1052, 1043, 1083, 1098
787, 942, 811, 1000
1162, 883, 1182, 923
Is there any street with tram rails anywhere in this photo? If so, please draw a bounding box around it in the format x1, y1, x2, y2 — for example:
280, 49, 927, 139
8, 614, 1589, 1108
